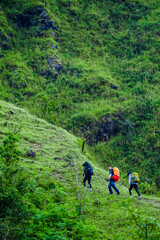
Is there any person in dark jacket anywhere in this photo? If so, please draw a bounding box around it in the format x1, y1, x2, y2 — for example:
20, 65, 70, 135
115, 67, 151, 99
127, 172, 141, 200
105, 166, 120, 195
82, 161, 93, 191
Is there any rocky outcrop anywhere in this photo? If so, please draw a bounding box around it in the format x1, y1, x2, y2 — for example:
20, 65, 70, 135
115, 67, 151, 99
17, 6, 57, 33
26, 150, 36, 158
16, 6, 62, 80
39, 54, 62, 80
82, 114, 133, 145
111, 84, 118, 90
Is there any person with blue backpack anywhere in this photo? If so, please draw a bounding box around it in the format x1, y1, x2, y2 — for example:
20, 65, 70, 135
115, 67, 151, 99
82, 161, 94, 191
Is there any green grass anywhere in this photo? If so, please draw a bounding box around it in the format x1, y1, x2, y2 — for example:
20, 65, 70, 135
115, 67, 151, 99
0, 100, 160, 239
0, 0, 160, 237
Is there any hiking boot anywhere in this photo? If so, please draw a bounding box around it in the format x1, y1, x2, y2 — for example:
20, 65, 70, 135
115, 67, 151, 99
117, 192, 120, 195
130, 195, 132, 198
139, 196, 142, 200
90, 188, 92, 191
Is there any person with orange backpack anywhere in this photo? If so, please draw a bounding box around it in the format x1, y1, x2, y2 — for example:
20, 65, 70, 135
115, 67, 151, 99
105, 166, 120, 195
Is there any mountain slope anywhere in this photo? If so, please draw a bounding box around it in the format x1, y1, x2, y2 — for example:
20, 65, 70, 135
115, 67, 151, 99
0, 100, 160, 239
0, 0, 159, 187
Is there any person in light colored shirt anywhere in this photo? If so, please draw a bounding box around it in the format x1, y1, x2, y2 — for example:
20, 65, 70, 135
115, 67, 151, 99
128, 172, 141, 200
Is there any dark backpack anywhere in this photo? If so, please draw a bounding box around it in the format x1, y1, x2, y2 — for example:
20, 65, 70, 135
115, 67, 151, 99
83, 161, 94, 175
88, 164, 94, 175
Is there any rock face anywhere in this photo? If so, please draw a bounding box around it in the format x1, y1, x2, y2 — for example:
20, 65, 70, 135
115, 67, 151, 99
16, 6, 62, 80
17, 6, 57, 32
82, 114, 133, 145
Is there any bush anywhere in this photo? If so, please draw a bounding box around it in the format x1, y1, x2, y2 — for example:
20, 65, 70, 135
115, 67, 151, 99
115, 200, 160, 240
140, 181, 157, 195
0, 133, 31, 239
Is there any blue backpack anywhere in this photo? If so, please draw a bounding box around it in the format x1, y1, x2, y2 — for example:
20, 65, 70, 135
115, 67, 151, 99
83, 161, 94, 175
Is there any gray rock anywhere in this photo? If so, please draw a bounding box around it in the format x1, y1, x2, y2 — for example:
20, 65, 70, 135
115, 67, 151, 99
27, 150, 36, 158
51, 43, 58, 49
40, 70, 53, 78
40, 24, 47, 30
55, 63, 62, 73
47, 19, 57, 30
36, 6, 46, 14
16, 7, 56, 32
54, 157, 62, 160
37, 30, 43, 36
40, 11, 48, 19
30, 19, 39, 26
47, 55, 62, 73
47, 55, 56, 67
111, 84, 118, 90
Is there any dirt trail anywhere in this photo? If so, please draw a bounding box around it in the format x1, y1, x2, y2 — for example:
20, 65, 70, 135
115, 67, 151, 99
142, 198, 160, 206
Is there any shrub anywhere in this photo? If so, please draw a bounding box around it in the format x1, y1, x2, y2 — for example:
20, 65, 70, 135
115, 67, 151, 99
140, 181, 157, 195
0, 133, 31, 239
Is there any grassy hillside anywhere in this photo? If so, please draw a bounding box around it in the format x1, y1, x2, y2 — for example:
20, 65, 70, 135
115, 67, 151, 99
0, 100, 99, 239
0, 100, 160, 239
0, 0, 159, 187
0, 0, 160, 238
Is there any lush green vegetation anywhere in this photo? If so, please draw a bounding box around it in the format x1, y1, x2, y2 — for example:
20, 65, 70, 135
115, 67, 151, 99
0, 0, 160, 239
0, 101, 101, 239
0, 101, 160, 239
0, 0, 159, 186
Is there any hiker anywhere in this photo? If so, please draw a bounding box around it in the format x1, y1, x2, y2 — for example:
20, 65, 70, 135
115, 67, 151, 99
82, 161, 93, 191
127, 172, 141, 200
105, 166, 120, 195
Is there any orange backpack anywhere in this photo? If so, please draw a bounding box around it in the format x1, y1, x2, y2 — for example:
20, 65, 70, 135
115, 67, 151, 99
111, 167, 120, 182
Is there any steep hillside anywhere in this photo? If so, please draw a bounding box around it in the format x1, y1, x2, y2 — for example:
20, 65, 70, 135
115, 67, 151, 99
0, 100, 100, 239
0, 101, 160, 240
0, 0, 159, 187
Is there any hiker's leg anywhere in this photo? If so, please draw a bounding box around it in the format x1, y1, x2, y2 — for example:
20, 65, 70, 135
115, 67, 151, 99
88, 175, 92, 189
108, 181, 113, 194
83, 175, 87, 187
129, 184, 133, 196
112, 181, 120, 194
134, 184, 141, 196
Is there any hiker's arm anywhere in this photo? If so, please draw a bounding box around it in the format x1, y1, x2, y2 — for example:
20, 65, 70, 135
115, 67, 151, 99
109, 169, 112, 180
128, 174, 131, 187
105, 178, 109, 182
